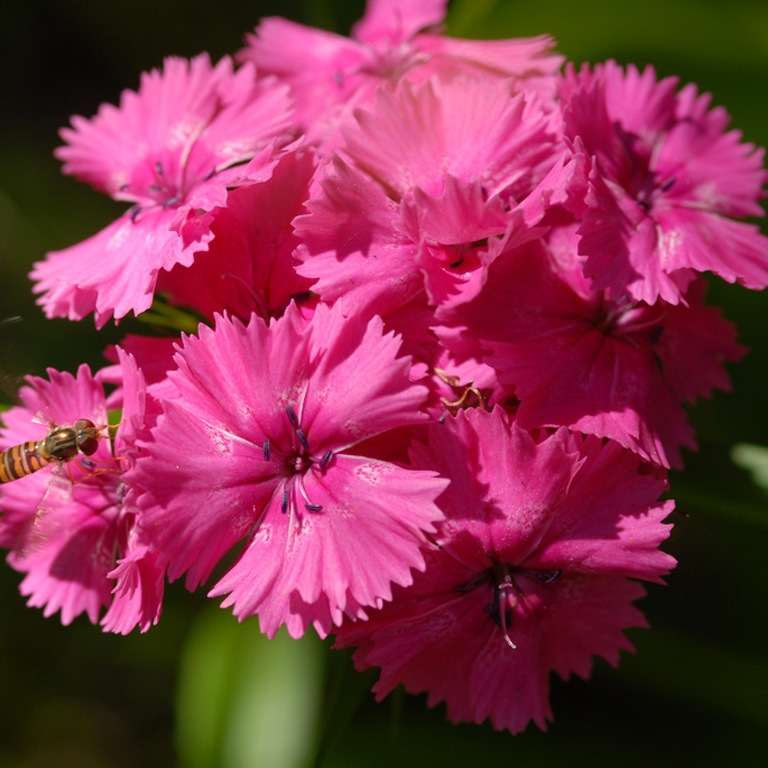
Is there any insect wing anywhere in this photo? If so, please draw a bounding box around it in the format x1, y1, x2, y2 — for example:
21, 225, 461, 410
5, 465, 74, 559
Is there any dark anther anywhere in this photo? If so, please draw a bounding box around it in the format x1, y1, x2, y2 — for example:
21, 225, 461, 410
660, 177, 676, 192
535, 569, 562, 584
286, 406, 299, 428
319, 450, 333, 470
454, 573, 488, 593
296, 428, 310, 452
281, 490, 289, 514
305, 503, 323, 512
263, 439, 271, 462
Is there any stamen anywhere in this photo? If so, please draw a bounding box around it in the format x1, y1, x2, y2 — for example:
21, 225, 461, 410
297, 477, 322, 512
263, 439, 271, 462
281, 489, 289, 514
486, 563, 519, 650
296, 428, 310, 452
455, 573, 488, 593
660, 177, 676, 192
535, 569, 562, 584
129, 205, 142, 223
496, 579, 517, 650
277, 406, 328, 512
319, 450, 333, 470
163, 196, 181, 208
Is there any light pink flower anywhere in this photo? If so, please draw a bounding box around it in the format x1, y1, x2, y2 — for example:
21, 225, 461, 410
129, 303, 448, 638
0, 357, 164, 632
336, 407, 676, 733
295, 76, 560, 317
240, 0, 561, 148
562, 61, 768, 304
31, 54, 293, 326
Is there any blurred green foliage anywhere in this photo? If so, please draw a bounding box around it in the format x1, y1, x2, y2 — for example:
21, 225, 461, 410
1, 0, 767, 766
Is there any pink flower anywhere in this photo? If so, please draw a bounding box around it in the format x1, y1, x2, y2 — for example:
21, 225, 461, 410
129, 302, 448, 638
156, 146, 317, 322
295, 75, 560, 317
336, 407, 676, 733
562, 61, 768, 304
0, 357, 164, 632
31, 54, 293, 326
439, 229, 745, 468
240, 0, 561, 149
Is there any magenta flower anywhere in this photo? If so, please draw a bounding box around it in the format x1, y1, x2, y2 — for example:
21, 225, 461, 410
562, 61, 768, 304
129, 302, 448, 638
31, 54, 293, 326
336, 407, 676, 733
439, 230, 745, 467
0, 357, 164, 632
241, 0, 561, 149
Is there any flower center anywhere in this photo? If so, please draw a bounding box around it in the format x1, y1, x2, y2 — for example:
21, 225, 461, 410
358, 40, 427, 81
457, 562, 563, 650
262, 406, 334, 515
592, 296, 666, 343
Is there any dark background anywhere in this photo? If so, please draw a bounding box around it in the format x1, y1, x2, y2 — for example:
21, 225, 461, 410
1, 1, 767, 765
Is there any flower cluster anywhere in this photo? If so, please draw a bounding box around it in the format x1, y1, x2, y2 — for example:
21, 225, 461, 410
2, 0, 766, 733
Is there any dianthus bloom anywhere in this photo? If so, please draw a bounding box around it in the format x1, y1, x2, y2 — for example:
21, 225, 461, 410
562, 61, 768, 304
241, 0, 561, 149
439, 229, 745, 467
31, 54, 293, 326
129, 302, 448, 638
156, 147, 317, 323
0, 357, 163, 633
336, 407, 676, 733
295, 74, 563, 318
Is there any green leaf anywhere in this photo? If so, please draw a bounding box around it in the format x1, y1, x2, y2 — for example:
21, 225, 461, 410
175, 606, 325, 768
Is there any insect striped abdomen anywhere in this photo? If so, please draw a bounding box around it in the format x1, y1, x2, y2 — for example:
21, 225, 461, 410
0, 441, 51, 483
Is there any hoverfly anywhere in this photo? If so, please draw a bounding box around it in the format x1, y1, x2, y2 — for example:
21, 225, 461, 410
0, 419, 102, 484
